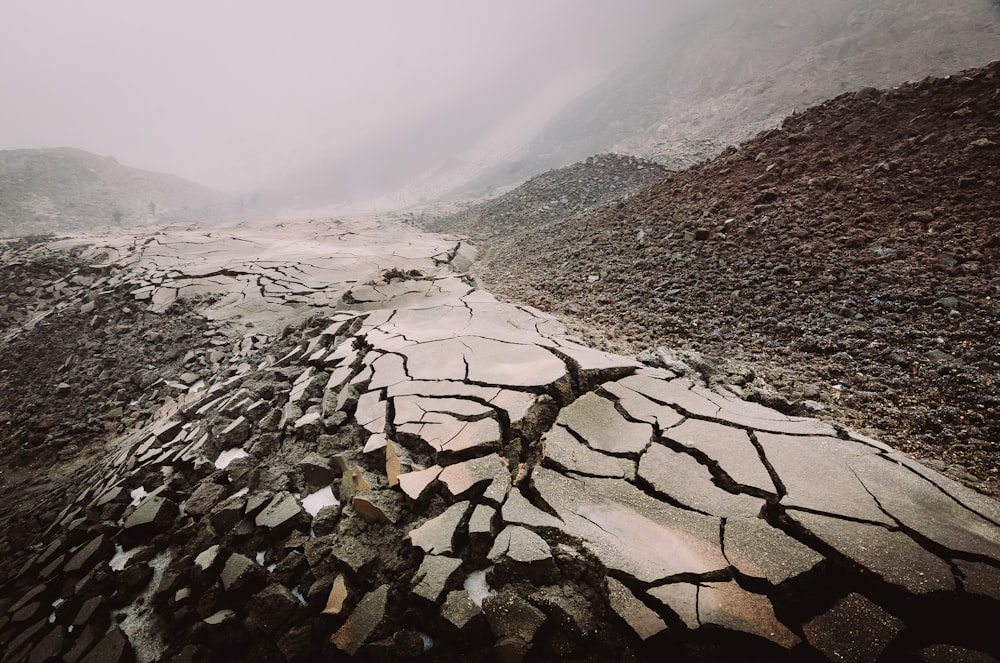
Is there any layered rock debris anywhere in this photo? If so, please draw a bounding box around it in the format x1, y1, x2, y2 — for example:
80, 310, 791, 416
0, 219, 998, 662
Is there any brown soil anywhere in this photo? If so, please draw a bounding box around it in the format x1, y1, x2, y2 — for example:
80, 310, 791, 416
466, 62, 1000, 497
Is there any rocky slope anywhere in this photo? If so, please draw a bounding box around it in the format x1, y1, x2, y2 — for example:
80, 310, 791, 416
455, 61, 1000, 498
423, 154, 669, 239
0, 223, 997, 662
0, 148, 233, 237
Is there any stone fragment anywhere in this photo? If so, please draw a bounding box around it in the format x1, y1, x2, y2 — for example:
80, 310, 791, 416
322, 574, 349, 615
648, 582, 699, 629
531, 467, 726, 583
80, 627, 132, 663
557, 392, 652, 455
442, 590, 482, 630
28, 626, 65, 663
247, 584, 299, 635
469, 504, 496, 539
637, 443, 764, 517
438, 453, 510, 500
697, 581, 799, 648
956, 559, 1000, 600
64, 534, 111, 574
408, 502, 469, 555
483, 589, 546, 642
412, 554, 463, 602
184, 482, 227, 517
601, 380, 685, 429
530, 585, 596, 637
385, 441, 401, 487
803, 592, 904, 663
756, 433, 891, 523
220, 553, 259, 592
339, 467, 372, 502
663, 418, 775, 492
488, 526, 556, 580
541, 425, 631, 478
216, 415, 251, 448
194, 544, 221, 572
330, 584, 389, 655
352, 490, 401, 524
255, 491, 305, 530
606, 577, 667, 640
124, 495, 178, 531
398, 465, 442, 500
791, 510, 955, 594
723, 516, 823, 584
846, 452, 1000, 561
501, 489, 563, 529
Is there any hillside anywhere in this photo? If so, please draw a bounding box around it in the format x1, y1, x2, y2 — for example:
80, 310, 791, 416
456, 61, 1000, 497
0, 148, 232, 236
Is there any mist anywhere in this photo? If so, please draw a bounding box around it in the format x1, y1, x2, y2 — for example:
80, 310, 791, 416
0, 0, 682, 193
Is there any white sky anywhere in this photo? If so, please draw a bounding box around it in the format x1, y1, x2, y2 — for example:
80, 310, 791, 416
0, 0, 677, 191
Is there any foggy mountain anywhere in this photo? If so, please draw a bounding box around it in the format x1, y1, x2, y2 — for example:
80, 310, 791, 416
0, 148, 232, 237
268, 0, 999, 210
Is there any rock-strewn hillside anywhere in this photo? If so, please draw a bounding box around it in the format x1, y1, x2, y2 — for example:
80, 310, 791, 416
1, 223, 998, 662
0, 148, 231, 237
465, 61, 1000, 497
424, 154, 668, 239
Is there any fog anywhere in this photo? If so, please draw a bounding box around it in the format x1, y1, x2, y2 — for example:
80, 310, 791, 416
0, 0, 686, 193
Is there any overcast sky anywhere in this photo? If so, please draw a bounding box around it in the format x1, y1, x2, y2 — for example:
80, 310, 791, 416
0, 0, 682, 192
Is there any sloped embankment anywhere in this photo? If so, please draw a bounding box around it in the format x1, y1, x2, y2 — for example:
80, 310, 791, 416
470, 62, 1000, 496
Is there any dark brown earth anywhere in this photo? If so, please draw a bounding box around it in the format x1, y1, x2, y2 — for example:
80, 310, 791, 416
452, 61, 1000, 498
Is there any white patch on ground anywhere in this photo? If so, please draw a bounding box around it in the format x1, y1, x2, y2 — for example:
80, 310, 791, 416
301, 486, 339, 517
118, 550, 172, 663
109, 543, 138, 572
463, 566, 496, 607
420, 632, 434, 651
290, 586, 307, 606
215, 448, 248, 469
129, 487, 148, 506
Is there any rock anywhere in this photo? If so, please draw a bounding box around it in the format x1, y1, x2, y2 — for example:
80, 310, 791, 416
255, 491, 306, 531
408, 501, 469, 555
530, 585, 596, 638
803, 593, 903, 662
322, 574, 349, 615
398, 465, 442, 500
80, 627, 132, 663
441, 590, 483, 630
246, 584, 299, 634
63, 534, 112, 574
606, 577, 666, 640
483, 589, 546, 642
330, 584, 389, 655
219, 553, 261, 592
556, 392, 652, 455
352, 490, 402, 524
411, 554, 463, 602
184, 482, 227, 518
124, 495, 178, 531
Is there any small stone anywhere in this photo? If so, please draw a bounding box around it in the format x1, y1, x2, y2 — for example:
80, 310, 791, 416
483, 589, 546, 642
80, 627, 132, 663
330, 584, 389, 655
408, 502, 469, 555
255, 491, 305, 530
322, 575, 349, 615
606, 577, 666, 640
412, 554, 463, 603
184, 482, 227, 518
247, 584, 299, 635
441, 590, 482, 630
219, 553, 260, 592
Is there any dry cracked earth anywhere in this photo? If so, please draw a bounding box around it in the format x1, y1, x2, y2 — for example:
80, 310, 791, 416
0, 214, 998, 663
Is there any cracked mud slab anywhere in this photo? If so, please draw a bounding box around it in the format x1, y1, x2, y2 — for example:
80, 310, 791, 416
0, 218, 998, 662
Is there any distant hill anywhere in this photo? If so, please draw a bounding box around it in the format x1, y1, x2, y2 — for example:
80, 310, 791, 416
0, 147, 234, 237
